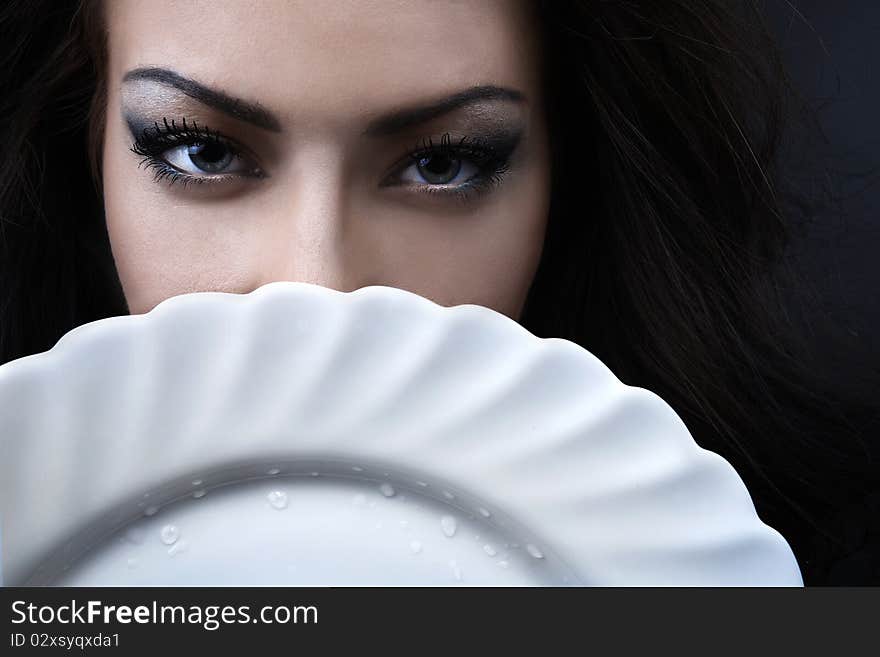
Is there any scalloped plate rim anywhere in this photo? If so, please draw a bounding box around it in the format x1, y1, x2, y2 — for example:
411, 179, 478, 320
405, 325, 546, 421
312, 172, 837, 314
0, 281, 803, 586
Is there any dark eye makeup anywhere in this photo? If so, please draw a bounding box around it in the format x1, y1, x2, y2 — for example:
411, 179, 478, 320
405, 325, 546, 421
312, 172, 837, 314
126, 114, 523, 202
128, 116, 265, 187
382, 131, 521, 203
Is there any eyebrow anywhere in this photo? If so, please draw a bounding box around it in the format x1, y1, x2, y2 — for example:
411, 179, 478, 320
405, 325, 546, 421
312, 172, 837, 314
362, 85, 527, 136
122, 67, 283, 132
122, 67, 526, 136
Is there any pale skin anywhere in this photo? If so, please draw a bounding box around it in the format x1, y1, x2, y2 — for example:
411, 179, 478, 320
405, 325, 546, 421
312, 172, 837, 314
101, 0, 552, 318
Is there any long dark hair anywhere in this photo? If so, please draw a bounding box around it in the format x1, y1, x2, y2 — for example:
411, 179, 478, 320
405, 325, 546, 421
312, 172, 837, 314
2, 0, 877, 584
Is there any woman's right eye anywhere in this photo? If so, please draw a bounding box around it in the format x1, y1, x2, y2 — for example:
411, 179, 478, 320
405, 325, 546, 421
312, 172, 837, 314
162, 141, 255, 177
129, 118, 265, 186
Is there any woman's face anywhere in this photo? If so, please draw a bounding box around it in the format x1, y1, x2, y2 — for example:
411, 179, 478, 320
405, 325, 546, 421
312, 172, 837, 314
101, 0, 551, 318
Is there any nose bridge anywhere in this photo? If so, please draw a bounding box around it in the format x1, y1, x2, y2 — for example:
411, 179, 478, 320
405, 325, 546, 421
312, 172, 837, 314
261, 147, 351, 290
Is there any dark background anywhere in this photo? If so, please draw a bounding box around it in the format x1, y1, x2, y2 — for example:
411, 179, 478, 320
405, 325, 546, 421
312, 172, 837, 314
765, 1, 879, 395
763, 2, 879, 584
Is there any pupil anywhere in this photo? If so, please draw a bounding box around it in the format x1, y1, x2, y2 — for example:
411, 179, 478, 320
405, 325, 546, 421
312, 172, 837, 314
423, 155, 450, 174
187, 142, 232, 172
417, 155, 461, 184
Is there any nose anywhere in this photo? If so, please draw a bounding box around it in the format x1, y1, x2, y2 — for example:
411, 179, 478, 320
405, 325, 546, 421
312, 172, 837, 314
254, 150, 359, 293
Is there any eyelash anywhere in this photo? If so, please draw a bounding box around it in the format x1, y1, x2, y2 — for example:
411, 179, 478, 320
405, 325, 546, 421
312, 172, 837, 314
392, 132, 514, 203
129, 117, 515, 201
129, 117, 259, 188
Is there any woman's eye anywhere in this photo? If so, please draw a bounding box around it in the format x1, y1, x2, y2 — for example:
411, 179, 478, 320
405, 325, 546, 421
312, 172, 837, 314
399, 153, 480, 186
162, 140, 252, 176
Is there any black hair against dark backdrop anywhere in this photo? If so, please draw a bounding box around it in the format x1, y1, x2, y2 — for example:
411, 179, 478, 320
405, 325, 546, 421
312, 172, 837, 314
766, 0, 880, 392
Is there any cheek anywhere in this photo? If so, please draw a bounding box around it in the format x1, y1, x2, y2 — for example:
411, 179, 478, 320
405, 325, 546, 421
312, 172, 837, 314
363, 186, 550, 319
449, 203, 548, 318
102, 164, 250, 314
417, 167, 551, 318
103, 203, 259, 315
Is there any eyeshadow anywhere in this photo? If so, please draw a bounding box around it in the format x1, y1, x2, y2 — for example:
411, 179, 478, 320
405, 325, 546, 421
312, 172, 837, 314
473, 126, 525, 155
123, 112, 154, 140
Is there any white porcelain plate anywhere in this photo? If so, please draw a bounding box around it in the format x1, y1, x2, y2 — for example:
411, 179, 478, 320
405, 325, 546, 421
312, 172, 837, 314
0, 282, 802, 586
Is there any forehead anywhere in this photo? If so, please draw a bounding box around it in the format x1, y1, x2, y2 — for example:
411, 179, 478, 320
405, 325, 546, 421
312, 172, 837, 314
104, 0, 542, 125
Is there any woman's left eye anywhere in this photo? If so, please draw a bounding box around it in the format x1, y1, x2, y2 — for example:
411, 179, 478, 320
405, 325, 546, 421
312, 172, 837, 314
397, 152, 480, 186
382, 133, 517, 200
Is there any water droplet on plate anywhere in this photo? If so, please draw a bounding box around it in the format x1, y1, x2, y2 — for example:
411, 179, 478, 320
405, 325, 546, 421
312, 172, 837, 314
267, 490, 289, 510
144, 505, 159, 517
267, 467, 281, 476
310, 472, 320, 477
449, 559, 463, 581
416, 481, 428, 487
483, 544, 497, 557
442, 490, 455, 500
525, 543, 544, 559
351, 466, 363, 472
192, 489, 206, 499
191, 479, 203, 487
379, 483, 395, 497
167, 539, 188, 556
477, 507, 492, 518
410, 540, 423, 554
160, 525, 179, 545
498, 560, 510, 569
440, 515, 457, 538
